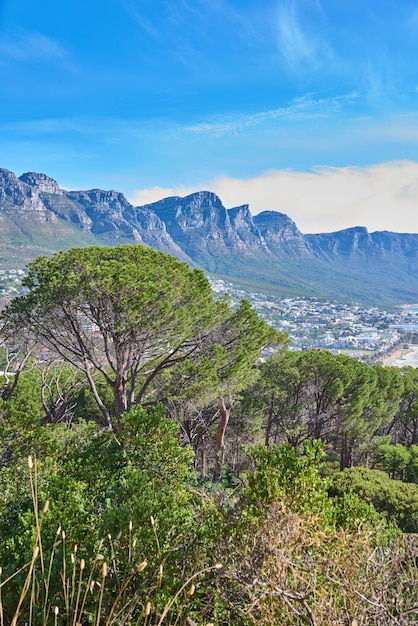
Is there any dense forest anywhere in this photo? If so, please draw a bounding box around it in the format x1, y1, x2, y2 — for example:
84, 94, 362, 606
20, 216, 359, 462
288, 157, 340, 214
0, 244, 417, 625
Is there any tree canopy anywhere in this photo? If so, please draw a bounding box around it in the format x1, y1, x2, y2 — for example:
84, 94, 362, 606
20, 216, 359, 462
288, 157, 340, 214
1, 245, 280, 432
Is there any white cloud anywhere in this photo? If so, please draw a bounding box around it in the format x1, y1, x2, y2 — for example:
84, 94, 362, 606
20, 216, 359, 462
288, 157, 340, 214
185, 93, 358, 136
275, 0, 332, 72
277, 1, 318, 69
129, 161, 418, 234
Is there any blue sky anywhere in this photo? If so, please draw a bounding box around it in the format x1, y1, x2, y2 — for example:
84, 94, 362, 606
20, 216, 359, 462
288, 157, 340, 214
1, 0, 418, 233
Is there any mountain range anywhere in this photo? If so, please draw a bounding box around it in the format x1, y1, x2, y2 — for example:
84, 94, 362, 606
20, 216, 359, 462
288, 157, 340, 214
1, 167, 417, 305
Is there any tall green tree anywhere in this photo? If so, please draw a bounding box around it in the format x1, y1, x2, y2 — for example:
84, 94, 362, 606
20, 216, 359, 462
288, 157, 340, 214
337, 363, 403, 469
241, 349, 354, 448
156, 299, 284, 474
1, 246, 227, 430
239, 349, 305, 448
1, 245, 278, 434
389, 366, 418, 446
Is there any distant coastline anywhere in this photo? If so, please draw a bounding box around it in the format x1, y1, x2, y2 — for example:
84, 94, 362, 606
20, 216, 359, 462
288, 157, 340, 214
399, 303, 418, 313
383, 345, 418, 368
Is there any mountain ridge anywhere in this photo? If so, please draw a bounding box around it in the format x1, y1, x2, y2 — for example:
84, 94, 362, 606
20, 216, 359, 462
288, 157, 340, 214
0, 167, 417, 305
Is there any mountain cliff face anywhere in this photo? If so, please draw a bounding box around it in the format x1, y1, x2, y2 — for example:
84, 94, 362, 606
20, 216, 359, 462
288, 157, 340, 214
227, 204, 267, 249
0, 169, 57, 223
0, 167, 417, 305
253, 211, 311, 257
141, 192, 247, 263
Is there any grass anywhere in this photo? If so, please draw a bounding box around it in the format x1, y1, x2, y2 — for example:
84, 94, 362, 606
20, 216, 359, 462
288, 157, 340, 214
3, 455, 417, 625
0, 456, 220, 626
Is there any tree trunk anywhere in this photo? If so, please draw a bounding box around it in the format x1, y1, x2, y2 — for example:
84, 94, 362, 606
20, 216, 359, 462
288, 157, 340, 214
215, 396, 231, 478
114, 376, 128, 433
412, 419, 418, 446
201, 433, 207, 478
265, 391, 275, 448
340, 435, 354, 470
84, 364, 113, 430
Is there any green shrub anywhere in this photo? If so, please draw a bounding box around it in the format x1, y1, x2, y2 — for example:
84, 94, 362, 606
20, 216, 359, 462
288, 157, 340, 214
0, 405, 201, 622
330, 466, 418, 532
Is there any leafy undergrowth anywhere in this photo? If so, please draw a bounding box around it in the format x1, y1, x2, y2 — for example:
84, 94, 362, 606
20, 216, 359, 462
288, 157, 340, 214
1, 438, 418, 625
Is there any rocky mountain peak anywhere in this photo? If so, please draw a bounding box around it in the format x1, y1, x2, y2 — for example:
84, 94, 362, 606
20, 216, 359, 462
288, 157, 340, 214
68, 188, 132, 210
226, 204, 269, 250
0, 168, 20, 186
306, 226, 374, 259
253, 211, 310, 257
1, 167, 418, 304
19, 172, 63, 195
227, 204, 251, 224
183, 191, 224, 209
253, 211, 299, 231
0, 168, 54, 221
143, 191, 229, 229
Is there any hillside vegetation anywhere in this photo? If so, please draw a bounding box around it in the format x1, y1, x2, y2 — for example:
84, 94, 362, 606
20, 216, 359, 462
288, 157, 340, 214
0, 244, 417, 625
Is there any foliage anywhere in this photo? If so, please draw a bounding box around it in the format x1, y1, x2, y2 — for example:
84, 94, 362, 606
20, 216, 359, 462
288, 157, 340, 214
197, 441, 411, 626
244, 440, 333, 521
337, 362, 403, 469
238, 350, 405, 469
375, 442, 413, 480
0, 245, 230, 430
330, 466, 418, 532
1, 245, 281, 440
155, 298, 283, 475
391, 365, 418, 446
0, 405, 201, 621
0, 461, 221, 626
1, 424, 417, 625
2, 245, 418, 623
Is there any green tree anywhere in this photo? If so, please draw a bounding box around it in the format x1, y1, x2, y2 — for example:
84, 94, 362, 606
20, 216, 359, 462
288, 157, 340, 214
390, 366, 418, 446
374, 442, 418, 483
336, 363, 403, 469
0, 405, 198, 622
238, 349, 304, 447
240, 349, 354, 449
376, 442, 411, 479
405, 444, 418, 482
1, 245, 273, 433
159, 299, 283, 475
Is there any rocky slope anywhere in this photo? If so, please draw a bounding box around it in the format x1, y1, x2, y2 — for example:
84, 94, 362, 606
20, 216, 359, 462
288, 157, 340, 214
0, 167, 417, 305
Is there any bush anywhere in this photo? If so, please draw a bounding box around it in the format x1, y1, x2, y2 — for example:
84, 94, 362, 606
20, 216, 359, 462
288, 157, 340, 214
330, 466, 418, 532
0, 405, 202, 622
197, 442, 412, 625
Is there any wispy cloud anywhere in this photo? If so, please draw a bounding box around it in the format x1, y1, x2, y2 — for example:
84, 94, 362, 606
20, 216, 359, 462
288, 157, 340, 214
0, 31, 73, 68
277, 1, 316, 68
185, 92, 358, 136
117, 0, 159, 37
129, 161, 418, 235
276, 0, 330, 71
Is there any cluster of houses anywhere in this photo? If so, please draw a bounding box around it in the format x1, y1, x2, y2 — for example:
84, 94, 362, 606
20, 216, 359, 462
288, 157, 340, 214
210, 278, 418, 360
